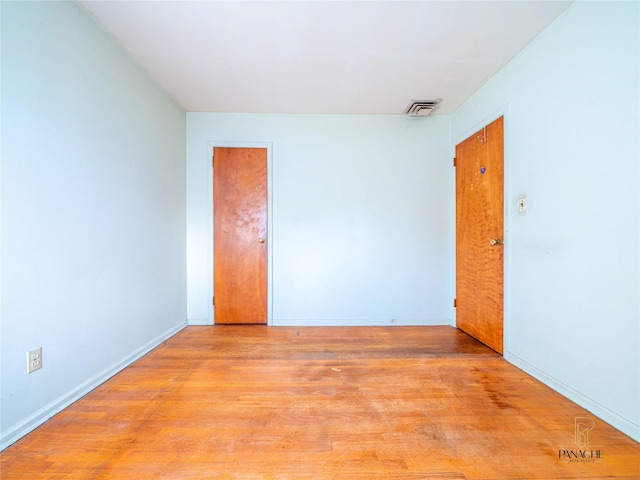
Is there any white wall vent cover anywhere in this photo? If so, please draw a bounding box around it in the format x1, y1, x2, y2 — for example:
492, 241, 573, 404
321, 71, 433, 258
404, 99, 442, 117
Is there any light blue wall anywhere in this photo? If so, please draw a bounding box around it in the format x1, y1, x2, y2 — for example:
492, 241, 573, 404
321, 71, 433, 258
1, 1, 187, 448
452, 1, 639, 440
187, 114, 451, 326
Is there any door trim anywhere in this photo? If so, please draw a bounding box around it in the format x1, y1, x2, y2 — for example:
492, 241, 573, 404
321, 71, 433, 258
451, 107, 510, 355
207, 141, 273, 326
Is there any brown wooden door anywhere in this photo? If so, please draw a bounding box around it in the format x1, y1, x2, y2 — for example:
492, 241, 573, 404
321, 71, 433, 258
213, 147, 267, 324
455, 117, 504, 353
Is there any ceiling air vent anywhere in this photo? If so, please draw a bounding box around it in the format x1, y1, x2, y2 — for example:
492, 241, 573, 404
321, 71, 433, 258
404, 99, 442, 117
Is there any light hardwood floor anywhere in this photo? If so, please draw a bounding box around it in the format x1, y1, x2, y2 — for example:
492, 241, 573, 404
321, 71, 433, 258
1, 326, 639, 479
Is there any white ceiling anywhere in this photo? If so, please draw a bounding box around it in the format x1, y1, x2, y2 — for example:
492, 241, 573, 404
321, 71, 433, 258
78, 1, 573, 115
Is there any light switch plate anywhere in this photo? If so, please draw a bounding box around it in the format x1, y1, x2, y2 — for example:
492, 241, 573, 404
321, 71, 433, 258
518, 197, 527, 213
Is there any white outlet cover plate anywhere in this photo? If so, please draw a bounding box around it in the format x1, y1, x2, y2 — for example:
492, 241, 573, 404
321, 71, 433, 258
27, 347, 42, 373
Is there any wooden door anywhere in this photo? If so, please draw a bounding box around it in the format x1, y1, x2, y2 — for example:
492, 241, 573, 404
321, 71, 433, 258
213, 147, 267, 324
455, 117, 504, 353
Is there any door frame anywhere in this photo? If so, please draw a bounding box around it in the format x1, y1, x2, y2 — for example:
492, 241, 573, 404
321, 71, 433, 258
207, 141, 274, 326
451, 108, 511, 355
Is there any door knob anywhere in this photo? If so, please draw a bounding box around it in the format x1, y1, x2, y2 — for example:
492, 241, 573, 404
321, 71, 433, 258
258, 238, 265, 244
489, 238, 503, 246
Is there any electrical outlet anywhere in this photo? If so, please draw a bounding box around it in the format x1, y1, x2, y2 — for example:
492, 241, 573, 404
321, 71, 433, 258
27, 347, 42, 373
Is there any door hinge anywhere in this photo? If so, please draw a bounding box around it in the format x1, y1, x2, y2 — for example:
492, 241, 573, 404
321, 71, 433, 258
453, 298, 457, 308
453, 157, 457, 167
212, 152, 214, 168
478, 126, 487, 144
212, 296, 215, 306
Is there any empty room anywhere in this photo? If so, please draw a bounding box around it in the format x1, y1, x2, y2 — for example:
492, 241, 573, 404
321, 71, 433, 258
1, 1, 638, 478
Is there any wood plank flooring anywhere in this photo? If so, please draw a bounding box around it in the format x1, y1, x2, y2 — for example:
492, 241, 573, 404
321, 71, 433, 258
2, 326, 639, 479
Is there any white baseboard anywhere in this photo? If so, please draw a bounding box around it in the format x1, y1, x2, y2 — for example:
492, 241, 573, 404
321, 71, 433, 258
505, 352, 640, 442
188, 317, 452, 327
187, 317, 210, 325
1, 321, 187, 450
271, 318, 451, 327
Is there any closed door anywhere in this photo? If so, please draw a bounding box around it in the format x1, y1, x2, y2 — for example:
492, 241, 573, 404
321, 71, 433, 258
213, 147, 267, 324
455, 117, 504, 354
